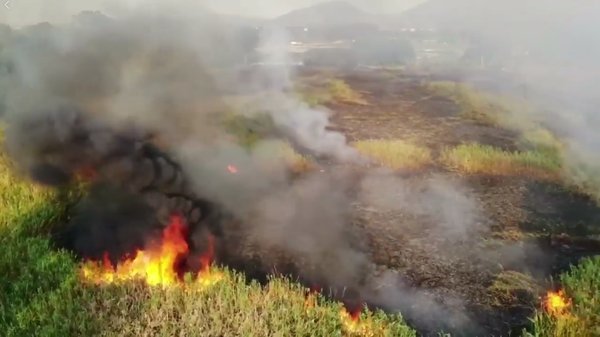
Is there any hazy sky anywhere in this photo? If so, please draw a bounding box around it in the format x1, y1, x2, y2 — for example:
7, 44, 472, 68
203, 0, 427, 17
0, 0, 426, 27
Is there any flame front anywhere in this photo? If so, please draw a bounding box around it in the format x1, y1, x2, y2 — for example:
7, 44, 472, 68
196, 233, 224, 288
82, 215, 189, 286
340, 307, 374, 336
81, 215, 221, 288
544, 289, 571, 316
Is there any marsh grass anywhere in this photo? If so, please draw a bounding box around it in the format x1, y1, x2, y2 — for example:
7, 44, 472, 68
442, 143, 562, 179
354, 139, 432, 171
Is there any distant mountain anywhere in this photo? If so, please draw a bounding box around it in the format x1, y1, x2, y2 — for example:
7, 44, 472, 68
273, 1, 377, 27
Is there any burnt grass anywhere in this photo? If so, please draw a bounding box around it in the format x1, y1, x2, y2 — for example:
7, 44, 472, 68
305, 68, 600, 336
53, 68, 600, 337
193, 68, 600, 336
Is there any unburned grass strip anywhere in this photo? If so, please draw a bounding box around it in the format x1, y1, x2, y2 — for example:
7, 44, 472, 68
442, 143, 562, 179
354, 139, 432, 171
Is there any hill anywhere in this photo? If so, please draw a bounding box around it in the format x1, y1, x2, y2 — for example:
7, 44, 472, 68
273, 1, 377, 27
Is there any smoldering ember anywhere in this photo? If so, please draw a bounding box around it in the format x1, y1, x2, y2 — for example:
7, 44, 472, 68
0, 1, 599, 337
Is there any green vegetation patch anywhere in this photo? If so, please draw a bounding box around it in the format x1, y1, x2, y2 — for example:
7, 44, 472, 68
442, 143, 562, 179
354, 139, 432, 171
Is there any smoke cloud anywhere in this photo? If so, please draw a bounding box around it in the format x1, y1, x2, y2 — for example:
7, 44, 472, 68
0, 2, 368, 286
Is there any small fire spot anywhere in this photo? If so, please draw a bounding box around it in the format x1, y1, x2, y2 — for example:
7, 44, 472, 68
227, 165, 239, 174
544, 289, 571, 316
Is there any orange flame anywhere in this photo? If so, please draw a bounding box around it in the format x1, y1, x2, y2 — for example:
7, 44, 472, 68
82, 215, 188, 286
227, 165, 239, 174
544, 289, 571, 316
76, 165, 98, 181
304, 285, 322, 309
196, 233, 223, 287
81, 215, 222, 288
199, 234, 215, 273
340, 306, 370, 335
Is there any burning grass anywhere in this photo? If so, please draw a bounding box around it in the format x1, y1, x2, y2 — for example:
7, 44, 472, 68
354, 139, 432, 171
526, 257, 600, 337
442, 143, 562, 179
77, 272, 416, 337
80, 214, 218, 287
0, 132, 412, 337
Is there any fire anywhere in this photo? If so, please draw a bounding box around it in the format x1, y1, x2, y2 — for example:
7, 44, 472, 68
544, 289, 571, 316
82, 215, 188, 286
340, 306, 373, 336
304, 285, 322, 309
81, 214, 221, 288
227, 164, 238, 174
302, 287, 375, 336
76, 165, 98, 181
196, 233, 223, 288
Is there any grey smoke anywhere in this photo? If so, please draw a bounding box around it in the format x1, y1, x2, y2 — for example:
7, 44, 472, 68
359, 170, 484, 240
0, 5, 366, 288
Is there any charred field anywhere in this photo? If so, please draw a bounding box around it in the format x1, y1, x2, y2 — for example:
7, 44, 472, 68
1, 66, 599, 337
314, 69, 600, 336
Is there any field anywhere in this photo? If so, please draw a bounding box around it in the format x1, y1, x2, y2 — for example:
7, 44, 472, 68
1, 68, 599, 337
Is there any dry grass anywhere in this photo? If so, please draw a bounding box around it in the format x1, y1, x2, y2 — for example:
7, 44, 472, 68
328, 79, 369, 105
354, 139, 432, 171
78, 273, 416, 337
442, 143, 562, 179
428, 81, 600, 202
428, 81, 503, 125
252, 140, 315, 174
297, 78, 368, 106
488, 271, 537, 307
